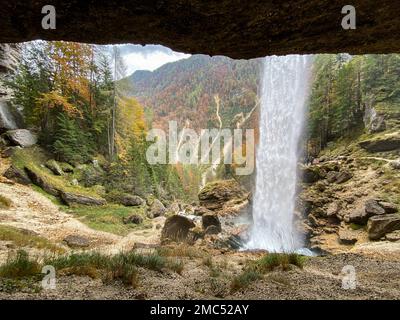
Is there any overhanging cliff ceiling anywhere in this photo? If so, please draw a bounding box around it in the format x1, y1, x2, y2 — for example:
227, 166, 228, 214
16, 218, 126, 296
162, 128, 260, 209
0, 0, 399, 59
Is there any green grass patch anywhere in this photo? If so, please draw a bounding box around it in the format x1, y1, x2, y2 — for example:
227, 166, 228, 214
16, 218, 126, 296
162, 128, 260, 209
230, 253, 306, 292
0, 225, 65, 254
0, 250, 184, 291
11, 147, 103, 200
231, 270, 262, 292
0, 250, 41, 278
0, 195, 12, 208
66, 204, 150, 236
349, 223, 364, 231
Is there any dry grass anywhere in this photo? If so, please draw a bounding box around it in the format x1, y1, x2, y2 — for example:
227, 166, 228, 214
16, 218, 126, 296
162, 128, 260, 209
157, 244, 206, 259
0, 225, 65, 254
0, 194, 12, 208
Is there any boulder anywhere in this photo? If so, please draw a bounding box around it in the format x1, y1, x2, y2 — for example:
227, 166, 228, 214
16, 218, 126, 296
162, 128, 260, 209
63, 235, 90, 248
335, 170, 352, 184
326, 171, 339, 183
1, 146, 21, 158
60, 191, 106, 206
300, 164, 325, 183
326, 202, 340, 218
3, 165, 31, 185
369, 115, 386, 133
194, 206, 213, 216
365, 199, 385, 216
385, 230, 400, 242
204, 225, 221, 235
359, 134, 400, 152
202, 213, 221, 232
338, 229, 358, 245
367, 214, 400, 240
391, 159, 400, 170
45, 159, 64, 176
347, 210, 370, 225
161, 215, 196, 243
5, 129, 37, 147
122, 214, 143, 225
166, 202, 181, 215
198, 179, 248, 211
118, 194, 145, 207
24, 167, 59, 196
147, 199, 166, 218
378, 201, 398, 214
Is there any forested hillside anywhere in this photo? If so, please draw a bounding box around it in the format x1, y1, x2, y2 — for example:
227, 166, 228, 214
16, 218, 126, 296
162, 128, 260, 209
128, 55, 262, 132
307, 54, 400, 155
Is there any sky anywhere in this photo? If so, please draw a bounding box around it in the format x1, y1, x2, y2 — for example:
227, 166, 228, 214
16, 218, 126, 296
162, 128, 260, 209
115, 44, 191, 75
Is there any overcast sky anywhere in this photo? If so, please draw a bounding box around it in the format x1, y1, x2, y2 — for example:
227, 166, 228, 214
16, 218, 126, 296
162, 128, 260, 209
114, 44, 191, 75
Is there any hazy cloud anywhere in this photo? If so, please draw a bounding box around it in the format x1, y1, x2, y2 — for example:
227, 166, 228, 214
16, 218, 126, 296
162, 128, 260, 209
112, 44, 191, 75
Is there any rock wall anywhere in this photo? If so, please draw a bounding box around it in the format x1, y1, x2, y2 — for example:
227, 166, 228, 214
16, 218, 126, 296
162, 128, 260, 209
0, 1, 400, 59
0, 44, 21, 132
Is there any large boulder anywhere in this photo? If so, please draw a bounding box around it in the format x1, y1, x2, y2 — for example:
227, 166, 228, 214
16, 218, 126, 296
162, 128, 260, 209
347, 210, 370, 225
147, 199, 166, 218
202, 213, 221, 233
3, 165, 31, 185
365, 199, 385, 216
347, 199, 386, 225
118, 194, 145, 207
4, 129, 37, 147
300, 164, 325, 183
60, 191, 106, 206
359, 133, 400, 152
335, 170, 352, 184
198, 179, 248, 212
24, 167, 59, 196
161, 215, 196, 243
63, 235, 90, 248
378, 201, 398, 214
367, 214, 400, 240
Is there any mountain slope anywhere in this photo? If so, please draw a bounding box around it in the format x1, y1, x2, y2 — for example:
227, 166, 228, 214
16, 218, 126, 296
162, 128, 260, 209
127, 54, 262, 131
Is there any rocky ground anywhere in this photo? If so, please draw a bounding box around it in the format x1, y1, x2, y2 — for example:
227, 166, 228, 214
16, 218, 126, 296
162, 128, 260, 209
0, 111, 399, 300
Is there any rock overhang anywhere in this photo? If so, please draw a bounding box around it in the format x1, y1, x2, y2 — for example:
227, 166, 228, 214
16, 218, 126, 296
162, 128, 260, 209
0, 1, 400, 59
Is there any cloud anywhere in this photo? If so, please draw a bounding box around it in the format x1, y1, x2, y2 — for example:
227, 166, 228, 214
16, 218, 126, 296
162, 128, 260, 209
104, 44, 190, 75
122, 47, 191, 75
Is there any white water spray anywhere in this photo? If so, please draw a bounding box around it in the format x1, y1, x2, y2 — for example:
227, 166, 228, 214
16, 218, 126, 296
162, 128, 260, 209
246, 55, 312, 252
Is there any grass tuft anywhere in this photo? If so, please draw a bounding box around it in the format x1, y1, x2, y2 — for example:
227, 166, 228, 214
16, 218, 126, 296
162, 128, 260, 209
0, 195, 12, 208
0, 250, 41, 278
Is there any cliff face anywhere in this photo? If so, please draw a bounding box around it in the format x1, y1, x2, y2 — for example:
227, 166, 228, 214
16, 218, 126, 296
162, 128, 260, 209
0, 1, 400, 58
0, 44, 21, 131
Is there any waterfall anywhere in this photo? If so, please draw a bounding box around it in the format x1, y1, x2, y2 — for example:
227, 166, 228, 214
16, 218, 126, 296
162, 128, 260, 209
0, 99, 17, 130
246, 55, 312, 252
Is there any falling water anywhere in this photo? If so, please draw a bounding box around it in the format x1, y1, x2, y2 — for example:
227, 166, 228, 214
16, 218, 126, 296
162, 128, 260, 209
0, 99, 17, 130
246, 55, 312, 252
